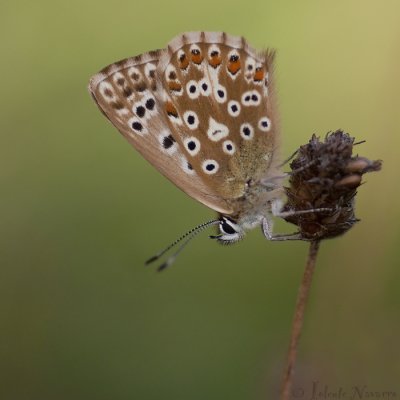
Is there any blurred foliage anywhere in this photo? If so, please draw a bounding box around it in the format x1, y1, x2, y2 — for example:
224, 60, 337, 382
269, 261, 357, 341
0, 0, 399, 399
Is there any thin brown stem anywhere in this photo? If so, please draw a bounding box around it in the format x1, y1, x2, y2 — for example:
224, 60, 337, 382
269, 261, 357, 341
280, 240, 320, 400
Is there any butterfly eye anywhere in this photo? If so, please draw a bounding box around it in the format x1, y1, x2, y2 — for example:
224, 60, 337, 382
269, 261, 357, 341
213, 217, 244, 244
220, 219, 238, 235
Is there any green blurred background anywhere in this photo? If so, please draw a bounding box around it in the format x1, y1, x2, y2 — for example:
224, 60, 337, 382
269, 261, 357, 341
1, 0, 399, 398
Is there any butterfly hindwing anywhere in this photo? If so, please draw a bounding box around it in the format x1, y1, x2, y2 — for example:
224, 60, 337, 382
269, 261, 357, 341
89, 49, 233, 214
156, 32, 280, 204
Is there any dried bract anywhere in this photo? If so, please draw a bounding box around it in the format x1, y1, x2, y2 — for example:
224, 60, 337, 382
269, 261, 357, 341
283, 130, 381, 240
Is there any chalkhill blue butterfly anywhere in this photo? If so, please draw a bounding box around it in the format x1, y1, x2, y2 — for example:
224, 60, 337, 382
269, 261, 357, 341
89, 32, 297, 269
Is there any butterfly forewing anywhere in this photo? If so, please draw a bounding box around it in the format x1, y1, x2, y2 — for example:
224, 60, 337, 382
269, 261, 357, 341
89, 48, 233, 214
156, 32, 279, 204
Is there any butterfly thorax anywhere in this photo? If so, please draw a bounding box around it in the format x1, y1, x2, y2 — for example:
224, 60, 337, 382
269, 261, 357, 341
227, 176, 283, 220
211, 168, 283, 241
214, 180, 283, 244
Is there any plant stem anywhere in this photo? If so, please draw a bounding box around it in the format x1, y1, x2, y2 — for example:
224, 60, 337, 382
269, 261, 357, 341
280, 240, 320, 400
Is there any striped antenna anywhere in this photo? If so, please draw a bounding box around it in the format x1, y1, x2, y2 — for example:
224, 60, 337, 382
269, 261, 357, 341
145, 219, 220, 271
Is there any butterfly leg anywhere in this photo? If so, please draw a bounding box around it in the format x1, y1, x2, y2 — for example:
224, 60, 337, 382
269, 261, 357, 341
261, 217, 304, 241
287, 159, 316, 175
261, 160, 317, 188
273, 207, 336, 219
261, 175, 287, 188
263, 200, 336, 241
270, 197, 335, 219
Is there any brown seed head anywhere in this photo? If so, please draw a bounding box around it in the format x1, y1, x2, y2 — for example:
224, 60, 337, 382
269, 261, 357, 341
283, 130, 382, 240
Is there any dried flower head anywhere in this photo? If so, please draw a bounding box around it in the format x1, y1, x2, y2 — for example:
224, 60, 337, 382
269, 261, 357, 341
283, 130, 382, 240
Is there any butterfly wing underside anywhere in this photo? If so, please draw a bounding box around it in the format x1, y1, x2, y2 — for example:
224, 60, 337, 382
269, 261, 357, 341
157, 32, 280, 206
89, 32, 279, 216
89, 49, 233, 214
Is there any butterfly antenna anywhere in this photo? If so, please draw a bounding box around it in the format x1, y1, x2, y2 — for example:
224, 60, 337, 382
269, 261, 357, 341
145, 219, 220, 267
157, 232, 202, 272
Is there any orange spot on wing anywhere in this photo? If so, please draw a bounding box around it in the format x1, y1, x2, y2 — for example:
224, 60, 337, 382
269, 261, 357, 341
179, 57, 189, 70
168, 81, 182, 92
191, 54, 203, 65
165, 102, 178, 117
254, 68, 265, 82
228, 60, 241, 75
209, 55, 222, 68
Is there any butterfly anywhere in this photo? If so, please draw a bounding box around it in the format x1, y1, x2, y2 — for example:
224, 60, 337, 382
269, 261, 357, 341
89, 31, 288, 270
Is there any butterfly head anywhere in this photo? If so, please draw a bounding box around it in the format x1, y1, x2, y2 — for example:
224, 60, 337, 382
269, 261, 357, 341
210, 216, 245, 244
